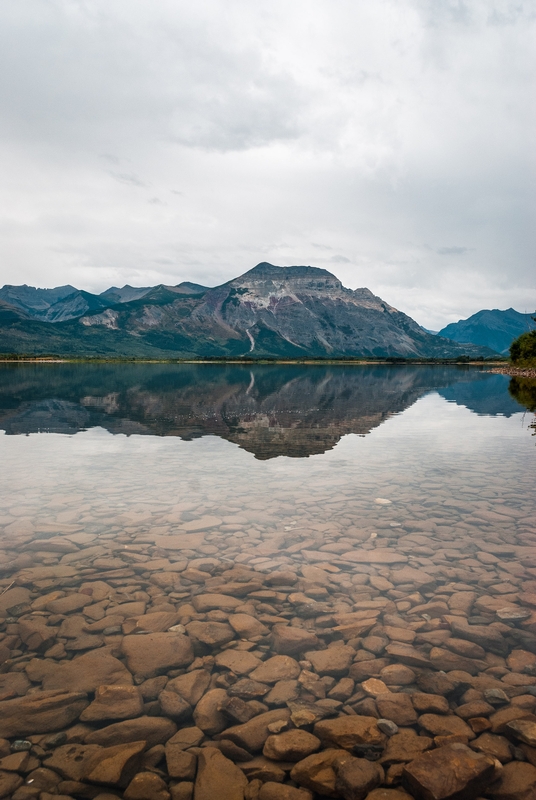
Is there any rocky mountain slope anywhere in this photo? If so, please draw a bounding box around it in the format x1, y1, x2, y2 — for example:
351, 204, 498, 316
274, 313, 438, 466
438, 308, 535, 355
0, 263, 496, 358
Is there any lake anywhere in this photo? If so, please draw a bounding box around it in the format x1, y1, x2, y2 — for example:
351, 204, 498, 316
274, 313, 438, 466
0, 363, 535, 799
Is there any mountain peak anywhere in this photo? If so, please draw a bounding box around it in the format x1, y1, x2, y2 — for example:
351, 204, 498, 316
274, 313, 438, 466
244, 262, 337, 280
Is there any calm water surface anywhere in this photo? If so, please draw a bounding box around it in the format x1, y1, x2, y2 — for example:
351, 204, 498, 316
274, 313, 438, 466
0, 363, 534, 543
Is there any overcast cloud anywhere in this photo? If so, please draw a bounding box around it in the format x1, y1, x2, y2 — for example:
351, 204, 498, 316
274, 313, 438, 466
0, 0, 534, 328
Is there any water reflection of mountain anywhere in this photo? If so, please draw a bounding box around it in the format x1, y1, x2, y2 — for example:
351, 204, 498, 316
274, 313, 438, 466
0, 364, 525, 459
437, 374, 524, 416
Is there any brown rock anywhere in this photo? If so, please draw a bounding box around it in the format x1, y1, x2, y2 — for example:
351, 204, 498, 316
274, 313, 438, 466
121, 632, 194, 677
403, 743, 495, 800
171, 782, 194, 800
166, 726, 204, 750
418, 713, 475, 740
0, 672, 29, 698
85, 716, 177, 748
159, 690, 192, 721
193, 688, 229, 735
455, 701, 495, 720
0, 771, 23, 798
0, 690, 88, 737
365, 791, 414, 800
490, 708, 536, 734
314, 716, 386, 751
215, 650, 262, 675
46, 593, 93, 614
84, 741, 145, 786
192, 594, 243, 613
486, 761, 536, 800
80, 685, 144, 722
18, 619, 58, 652
342, 550, 407, 565
412, 693, 449, 714
305, 646, 355, 677
167, 670, 211, 706
250, 656, 301, 684
0, 587, 31, 615
258, 783, 312, 800
376, 693, 418, 727
186, 621, 235, 646
165, 745, 197, 780
380, 665, 416, 686
446, 638, 486, 660
272, 625, 320, 656
507, 650, 536, 673
124, 611, 180, 634
505, 718, 536, 747
336, 757, 383, 800
384, 643, 432, 669
470, 732, 513, 763
239, 755, 286, 783
429, 648, 486, 676
194, 747, 248, 800
362, 679, 390, 698
263, 730, 321, 761
450, 619, 508, 657
229, 614, 269, 639
219, 709, 292, 752
0, 751, 29, 771
43, 650, 133, 692
45, 743, 103, 781
124, 771, 170, 800
380, 730, 433, 765
290, 748, 353, 797
390, 566, 434, 586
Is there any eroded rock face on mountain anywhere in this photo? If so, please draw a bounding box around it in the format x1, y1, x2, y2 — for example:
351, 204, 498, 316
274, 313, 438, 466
1, 493, 536, 800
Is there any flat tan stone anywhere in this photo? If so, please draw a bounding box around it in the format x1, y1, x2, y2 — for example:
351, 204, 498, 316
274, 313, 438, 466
121, 632, 194, 677
80, 685, 143, 722
250, 655, 300, 684
314, 716, 386, 751
85, 716, 177, 748
194, 747, 247, 800
43, 650, 133, 693
0, 690, 88, 738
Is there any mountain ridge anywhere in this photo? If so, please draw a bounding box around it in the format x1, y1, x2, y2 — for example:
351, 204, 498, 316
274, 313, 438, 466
438, 308, 535, 355
0, 263, 497, 359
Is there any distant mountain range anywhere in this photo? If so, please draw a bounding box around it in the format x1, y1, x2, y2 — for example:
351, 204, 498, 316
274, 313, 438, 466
0, 263, 496, 359
438, 308, 535, 355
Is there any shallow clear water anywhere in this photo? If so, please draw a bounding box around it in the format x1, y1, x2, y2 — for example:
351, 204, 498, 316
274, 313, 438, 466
0, 363, 534, 546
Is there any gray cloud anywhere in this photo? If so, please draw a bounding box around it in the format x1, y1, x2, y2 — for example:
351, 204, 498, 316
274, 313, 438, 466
0, 0, 534, 329
437, 247, 469, 255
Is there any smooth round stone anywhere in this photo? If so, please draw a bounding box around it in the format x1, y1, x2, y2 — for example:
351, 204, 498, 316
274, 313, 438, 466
377, 719, 399, 736
11, 740, 32, 752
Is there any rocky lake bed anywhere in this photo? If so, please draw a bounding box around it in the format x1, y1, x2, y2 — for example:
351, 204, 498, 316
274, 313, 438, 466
1, 500, 536, 800
0, 365, 535, 800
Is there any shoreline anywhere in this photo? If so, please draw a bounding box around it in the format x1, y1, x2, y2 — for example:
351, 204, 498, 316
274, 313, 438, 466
486, 366, 536, 378
0, 357, 510, 366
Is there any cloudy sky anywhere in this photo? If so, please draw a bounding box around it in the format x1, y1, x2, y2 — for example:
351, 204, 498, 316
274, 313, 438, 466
0, 0, 534, 328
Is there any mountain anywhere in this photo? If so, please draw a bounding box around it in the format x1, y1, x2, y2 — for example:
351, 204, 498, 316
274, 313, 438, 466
99, 285, 152, 304
0, 263, 497, 359
438, 308, 535, 355
0, 284, 76, 314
